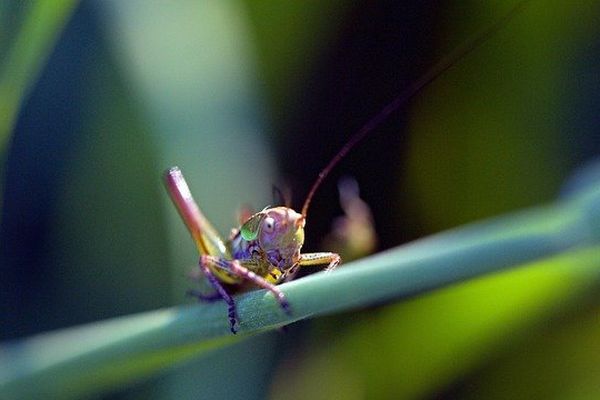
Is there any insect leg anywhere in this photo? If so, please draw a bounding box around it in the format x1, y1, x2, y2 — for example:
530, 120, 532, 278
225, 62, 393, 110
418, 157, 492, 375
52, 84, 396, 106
232, 260, 291, 315
202, 255, 291, 315
185, 269, 222, 301
298, 252, 341, 272
199, 256, 239, 334
165, 167, 231, 258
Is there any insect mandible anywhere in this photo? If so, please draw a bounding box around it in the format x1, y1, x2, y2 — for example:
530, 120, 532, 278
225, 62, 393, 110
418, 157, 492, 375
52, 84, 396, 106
164, 2, 529, 334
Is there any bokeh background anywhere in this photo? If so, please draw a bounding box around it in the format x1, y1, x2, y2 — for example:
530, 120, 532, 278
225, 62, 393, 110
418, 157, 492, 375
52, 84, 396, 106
2, 1, 600, 399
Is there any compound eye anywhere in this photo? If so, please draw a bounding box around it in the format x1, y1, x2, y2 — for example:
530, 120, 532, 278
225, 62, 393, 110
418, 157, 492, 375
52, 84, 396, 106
263, 216, 276, 233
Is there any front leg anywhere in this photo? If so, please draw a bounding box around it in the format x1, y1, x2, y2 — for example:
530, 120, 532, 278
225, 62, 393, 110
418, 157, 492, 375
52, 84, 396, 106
229, 260, 291, 315
299, 252, 341, 272
284, 252, 341, 282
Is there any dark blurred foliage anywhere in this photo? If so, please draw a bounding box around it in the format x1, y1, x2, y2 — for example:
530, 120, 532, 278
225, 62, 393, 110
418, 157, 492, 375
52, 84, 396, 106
277, 2, 440, 250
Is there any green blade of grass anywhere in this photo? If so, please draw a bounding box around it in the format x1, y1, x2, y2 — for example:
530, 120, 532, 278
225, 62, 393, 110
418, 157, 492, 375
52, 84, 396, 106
1, 167, 600, 399
0, 0, 78, 153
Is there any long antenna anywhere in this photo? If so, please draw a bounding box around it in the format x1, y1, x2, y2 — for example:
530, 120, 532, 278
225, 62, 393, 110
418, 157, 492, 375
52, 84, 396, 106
301, 1, 530, 217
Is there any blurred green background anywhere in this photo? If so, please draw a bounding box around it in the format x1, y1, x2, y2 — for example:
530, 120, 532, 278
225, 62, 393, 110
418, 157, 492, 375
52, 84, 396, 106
1, 0, 600, 399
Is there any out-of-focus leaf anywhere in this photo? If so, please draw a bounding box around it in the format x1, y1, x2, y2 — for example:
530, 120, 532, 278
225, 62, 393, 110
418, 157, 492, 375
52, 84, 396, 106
455, 296, 600, 399
0, 0, 78, 153
243, 1, 348, 120
406, 0, 599, 230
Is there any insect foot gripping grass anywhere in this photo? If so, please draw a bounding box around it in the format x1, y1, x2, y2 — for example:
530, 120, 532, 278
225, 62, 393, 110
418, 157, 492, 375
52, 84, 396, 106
165, 1, 530, 334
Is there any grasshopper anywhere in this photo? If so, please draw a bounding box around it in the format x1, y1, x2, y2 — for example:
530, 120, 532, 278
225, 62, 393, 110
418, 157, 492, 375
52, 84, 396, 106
164, 2, 529, 334
165, 167, 339, 333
